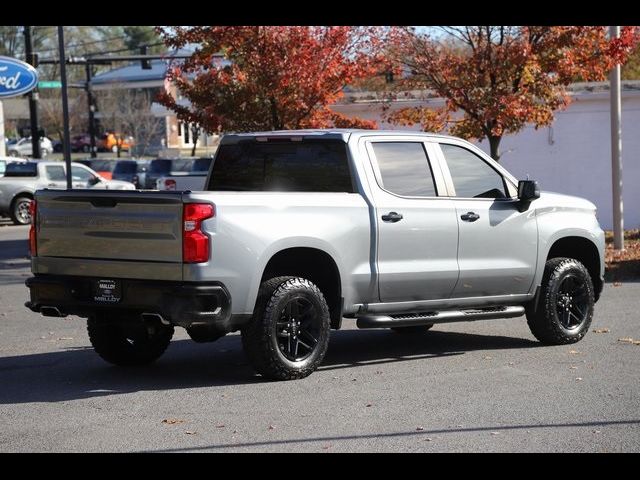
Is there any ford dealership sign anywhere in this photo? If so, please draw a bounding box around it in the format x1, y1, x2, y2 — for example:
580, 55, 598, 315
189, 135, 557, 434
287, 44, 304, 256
0, 56, 39, 98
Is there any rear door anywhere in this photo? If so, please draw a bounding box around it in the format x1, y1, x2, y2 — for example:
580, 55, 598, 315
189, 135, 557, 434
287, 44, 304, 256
365, 137, 459, 302
436, 142, 538, 297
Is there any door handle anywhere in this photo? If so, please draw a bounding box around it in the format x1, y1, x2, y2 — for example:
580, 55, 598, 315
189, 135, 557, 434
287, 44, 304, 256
460, 211, 480, 222
382, 211, 403, 223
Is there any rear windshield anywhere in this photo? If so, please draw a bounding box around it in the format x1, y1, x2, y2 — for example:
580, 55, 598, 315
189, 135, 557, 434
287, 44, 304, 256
191, 157, 213, 173
172, 158, 195, 172
90, 160, 115, 172
4, 162, 37, 177
113, 161, 137, 174
207, 140, 354, 192
149, 159, 172, 173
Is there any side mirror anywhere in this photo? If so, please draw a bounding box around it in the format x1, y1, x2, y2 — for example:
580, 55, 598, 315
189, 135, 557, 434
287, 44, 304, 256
518, 180, 540, 201
89, 176, 102, 186
517, 180, 540, 212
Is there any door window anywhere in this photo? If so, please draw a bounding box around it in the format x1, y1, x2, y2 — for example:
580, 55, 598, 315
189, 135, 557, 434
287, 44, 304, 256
371, 142, 437, 197
440, 144, 506, 198
71, 165, 94, 182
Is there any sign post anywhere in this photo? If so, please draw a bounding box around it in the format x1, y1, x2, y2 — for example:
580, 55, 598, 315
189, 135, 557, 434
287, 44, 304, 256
0, 100, 5, 157
0, 55, 39, 159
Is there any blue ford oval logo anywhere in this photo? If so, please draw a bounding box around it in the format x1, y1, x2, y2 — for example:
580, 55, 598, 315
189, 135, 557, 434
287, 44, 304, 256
0, 56, 39, 98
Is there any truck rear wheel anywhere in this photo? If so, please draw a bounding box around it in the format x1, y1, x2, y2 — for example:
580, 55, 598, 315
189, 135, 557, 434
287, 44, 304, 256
241, 276, 330, 380
87, 316, 174, 366
525, 257, 595, 345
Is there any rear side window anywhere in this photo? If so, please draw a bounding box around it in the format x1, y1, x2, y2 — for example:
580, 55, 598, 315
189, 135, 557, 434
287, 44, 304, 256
440, 144, 506, 199
371, 142, 437, 197
4, 162, 37, 177
208, 140, 354, 192
46, 165, 66, 181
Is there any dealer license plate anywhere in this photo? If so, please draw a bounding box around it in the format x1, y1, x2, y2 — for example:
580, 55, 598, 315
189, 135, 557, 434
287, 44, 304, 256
93, 279, 122, 303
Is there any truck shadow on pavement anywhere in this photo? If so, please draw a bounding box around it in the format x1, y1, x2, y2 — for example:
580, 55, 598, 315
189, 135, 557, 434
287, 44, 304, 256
0, 328, 539, 405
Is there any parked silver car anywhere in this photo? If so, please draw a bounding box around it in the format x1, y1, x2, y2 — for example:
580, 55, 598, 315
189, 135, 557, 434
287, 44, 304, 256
7, 137, 54, 158
0, 161, 135, 224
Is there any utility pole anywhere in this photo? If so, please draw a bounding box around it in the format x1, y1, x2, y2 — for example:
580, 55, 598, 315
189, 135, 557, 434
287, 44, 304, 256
58, 26, 72, 189
85, 64, 97, 158
23, 26, 41, 159
610, 26, 624, 250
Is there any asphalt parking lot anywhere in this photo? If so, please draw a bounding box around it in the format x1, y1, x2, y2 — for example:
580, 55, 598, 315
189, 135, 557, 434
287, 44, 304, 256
0, 222, 638, 452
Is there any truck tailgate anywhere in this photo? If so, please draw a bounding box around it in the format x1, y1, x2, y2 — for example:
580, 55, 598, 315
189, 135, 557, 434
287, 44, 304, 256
33, 190, 184, 279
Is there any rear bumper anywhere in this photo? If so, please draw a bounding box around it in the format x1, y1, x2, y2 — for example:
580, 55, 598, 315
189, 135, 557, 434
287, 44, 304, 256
25, 275, 249, 333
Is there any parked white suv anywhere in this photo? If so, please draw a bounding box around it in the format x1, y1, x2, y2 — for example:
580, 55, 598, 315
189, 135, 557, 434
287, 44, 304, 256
7, 137, 54, 158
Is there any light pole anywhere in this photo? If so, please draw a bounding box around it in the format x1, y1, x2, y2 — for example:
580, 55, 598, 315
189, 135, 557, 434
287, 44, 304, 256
610, 26, 624, 251
58, 26, 73, 189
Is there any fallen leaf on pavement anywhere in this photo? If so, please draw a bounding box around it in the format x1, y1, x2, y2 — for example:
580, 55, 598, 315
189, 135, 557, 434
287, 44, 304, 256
215, 424, 225, 428
618, 337, 635, 344
366, 403, 372, 407
593, 430, 601, 434
593, 328, 610, 333
321, 445, 331, 450
416, 426, 424, 431
569, 366, 578, 370
184, 431, 196, 435
483, 355, 492, 360
575, 377, 583, 381
162, 419, 185, 425
569, 350, 580, 355
613, 282, 622, 287
490, 431, 500, 435
57, 337, 73, 340
424, 437, 433, 442
268, 425, 276, 430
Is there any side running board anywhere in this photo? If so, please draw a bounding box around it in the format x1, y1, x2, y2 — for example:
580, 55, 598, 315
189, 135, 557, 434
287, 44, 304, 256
356, 306, 525, 329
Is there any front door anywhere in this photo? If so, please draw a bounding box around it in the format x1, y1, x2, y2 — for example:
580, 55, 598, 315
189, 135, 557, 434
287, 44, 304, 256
437, 142, 538, 298
366, 139, 459, 303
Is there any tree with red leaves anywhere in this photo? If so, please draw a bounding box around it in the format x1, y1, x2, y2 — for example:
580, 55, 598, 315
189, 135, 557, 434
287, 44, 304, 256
390, 26, 638, 161
156, 26, 393, 133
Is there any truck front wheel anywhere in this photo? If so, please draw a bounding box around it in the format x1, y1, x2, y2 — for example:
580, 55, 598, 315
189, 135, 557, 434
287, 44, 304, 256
241, 276, 331, 380
87, 316, 174, 366
525, 257, 595, 345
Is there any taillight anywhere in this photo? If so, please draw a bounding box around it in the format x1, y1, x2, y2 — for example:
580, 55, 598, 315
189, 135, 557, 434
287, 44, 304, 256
164, 179, 176, 191
28, 199, 37, 257
183, 203, 214, 263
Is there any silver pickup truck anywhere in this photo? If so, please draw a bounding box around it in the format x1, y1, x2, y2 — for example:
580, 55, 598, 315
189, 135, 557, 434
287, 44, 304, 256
25, 130, 605, 380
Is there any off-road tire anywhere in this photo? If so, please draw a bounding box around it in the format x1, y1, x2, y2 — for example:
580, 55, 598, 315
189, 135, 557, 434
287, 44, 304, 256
526, 257, 595, 345
241, 276, 330, 381
87, 316, 174, 366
